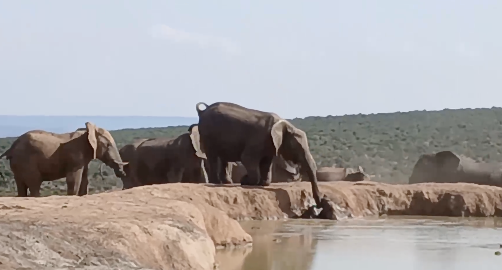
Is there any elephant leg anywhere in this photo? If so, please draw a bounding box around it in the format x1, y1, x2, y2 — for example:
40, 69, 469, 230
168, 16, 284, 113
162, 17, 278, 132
66, 167, 85, 196
206, 154, 220, 184
218, 159, 232, 184
78, 165, 89, 196
258, 156, 274, 186
15, 180, 28, 197
241, 155, 261, 186
167, 167, 184, 183
28, 182, 41, 197
18, 169, 42, 197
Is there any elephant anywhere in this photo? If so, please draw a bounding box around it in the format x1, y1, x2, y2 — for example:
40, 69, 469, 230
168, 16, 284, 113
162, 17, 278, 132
194, 101, 322, 206
408, 150, 502, 186
230, 156, 304, 183
0, 122, 127, 197
126, 124, 208, 187
101, 138, 151, 189
316, 166, 370, 182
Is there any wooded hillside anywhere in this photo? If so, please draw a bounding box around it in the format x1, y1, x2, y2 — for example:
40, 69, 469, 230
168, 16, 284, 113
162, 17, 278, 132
2, 107, 502, 196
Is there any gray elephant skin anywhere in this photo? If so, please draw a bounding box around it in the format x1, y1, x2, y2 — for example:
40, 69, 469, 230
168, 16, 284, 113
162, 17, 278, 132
409, 150, 502, 186
231, 156, 303, 183
108, 138, 150, 189
194, 101, 322, 206
125, 125, 208, 188
316, 166, 370, 182
0, 122, 127, 197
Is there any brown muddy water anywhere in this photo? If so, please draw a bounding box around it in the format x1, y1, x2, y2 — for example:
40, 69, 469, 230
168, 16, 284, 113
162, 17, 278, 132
216, 216, 502, 270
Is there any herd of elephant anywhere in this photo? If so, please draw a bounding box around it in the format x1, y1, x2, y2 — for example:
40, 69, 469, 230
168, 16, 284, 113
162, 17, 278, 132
0, 102, 366, 205
1, 101, 501, 202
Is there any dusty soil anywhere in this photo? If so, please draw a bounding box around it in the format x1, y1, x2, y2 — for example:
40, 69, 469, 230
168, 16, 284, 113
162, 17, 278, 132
1, 181, 502, 269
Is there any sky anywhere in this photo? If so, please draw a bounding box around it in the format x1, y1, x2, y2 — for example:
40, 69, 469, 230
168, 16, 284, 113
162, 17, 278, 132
1, 1, 501, 119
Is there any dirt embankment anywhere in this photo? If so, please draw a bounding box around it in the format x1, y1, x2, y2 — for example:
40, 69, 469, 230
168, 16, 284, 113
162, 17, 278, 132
1, 181, 502, 269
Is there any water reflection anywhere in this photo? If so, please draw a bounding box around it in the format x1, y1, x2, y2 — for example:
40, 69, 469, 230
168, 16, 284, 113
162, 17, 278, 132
216, 220, 321, 270
217, 216, 502, 270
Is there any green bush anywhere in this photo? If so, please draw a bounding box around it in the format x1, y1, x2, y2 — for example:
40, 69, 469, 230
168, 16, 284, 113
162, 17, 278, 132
2, 107, 502, 196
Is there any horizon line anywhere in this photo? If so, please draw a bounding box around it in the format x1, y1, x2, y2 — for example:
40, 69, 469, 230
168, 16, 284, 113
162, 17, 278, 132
0, 106, 501, 118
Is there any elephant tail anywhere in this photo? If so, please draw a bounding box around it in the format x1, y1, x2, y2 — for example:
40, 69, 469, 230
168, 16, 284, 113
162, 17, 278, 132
196, 102, 209, 116
0, 146, 14, 160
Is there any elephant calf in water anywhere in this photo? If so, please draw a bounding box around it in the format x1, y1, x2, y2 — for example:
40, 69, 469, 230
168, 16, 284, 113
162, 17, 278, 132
124, 124, 208, 188
409, 150, 502, 186
0, 122, 127, 197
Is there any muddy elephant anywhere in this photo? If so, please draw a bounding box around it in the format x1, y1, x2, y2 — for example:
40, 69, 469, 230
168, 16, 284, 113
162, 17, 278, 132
409, 150, 502, 186
316, 166, 370, 182
195, 101, 322, 205
126, 125, 208, 187
0, 122, 127, 197
230, 156, 303, 183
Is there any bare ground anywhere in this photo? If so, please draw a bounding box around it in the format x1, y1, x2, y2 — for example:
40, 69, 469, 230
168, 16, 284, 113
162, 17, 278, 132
1, 181, 502, 269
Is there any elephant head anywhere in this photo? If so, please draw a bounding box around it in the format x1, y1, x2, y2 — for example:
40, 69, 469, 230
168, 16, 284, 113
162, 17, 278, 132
270, 119, 321, 205
85, 122, 128, 178
408, 150, 461, 184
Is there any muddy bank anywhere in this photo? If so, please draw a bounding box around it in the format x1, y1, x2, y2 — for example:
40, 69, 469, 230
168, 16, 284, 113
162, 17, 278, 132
132, 181, 502, 219
1, 181, 502, 269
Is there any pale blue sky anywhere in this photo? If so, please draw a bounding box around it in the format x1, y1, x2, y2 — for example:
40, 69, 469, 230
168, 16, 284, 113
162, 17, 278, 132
1, 1, 501, 118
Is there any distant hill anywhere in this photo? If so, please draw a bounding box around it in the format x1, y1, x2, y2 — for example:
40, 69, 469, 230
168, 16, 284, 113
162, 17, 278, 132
0, 115, 198, 137
2, 107, 502, 196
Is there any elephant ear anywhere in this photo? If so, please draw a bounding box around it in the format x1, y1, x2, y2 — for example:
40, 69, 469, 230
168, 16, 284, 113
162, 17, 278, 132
189, 125, 207, 159
435, 151, 461, 171
270, 119, 317, 171
85, 122, 98, 159
271, 120, 289, 155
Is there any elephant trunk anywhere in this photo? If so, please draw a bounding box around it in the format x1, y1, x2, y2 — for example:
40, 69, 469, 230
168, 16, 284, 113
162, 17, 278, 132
302, 152, 322, 206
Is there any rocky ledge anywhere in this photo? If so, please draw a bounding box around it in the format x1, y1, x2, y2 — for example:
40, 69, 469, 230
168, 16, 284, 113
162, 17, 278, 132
1, 181, 502, 269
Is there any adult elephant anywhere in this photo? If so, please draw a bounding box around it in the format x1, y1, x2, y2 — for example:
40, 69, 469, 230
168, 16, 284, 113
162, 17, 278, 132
194, 101, 322, 206
101, 138, 151, 189
316, 166, 370, 182
231, 156, 303, 183
127, 124, 208, 187
409, 150, 502, 186
0, 122, 127, 197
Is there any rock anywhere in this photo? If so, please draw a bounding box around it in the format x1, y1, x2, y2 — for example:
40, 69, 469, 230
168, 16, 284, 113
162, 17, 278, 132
0, 190, 251, 270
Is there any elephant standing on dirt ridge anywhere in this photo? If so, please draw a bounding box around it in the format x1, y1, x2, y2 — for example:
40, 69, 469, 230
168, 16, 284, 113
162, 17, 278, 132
409, 150, 502, 186
0, 122, 127, 197
194, 101, 324, 206
102, 138, 150, 189
125, 124, 209, 188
